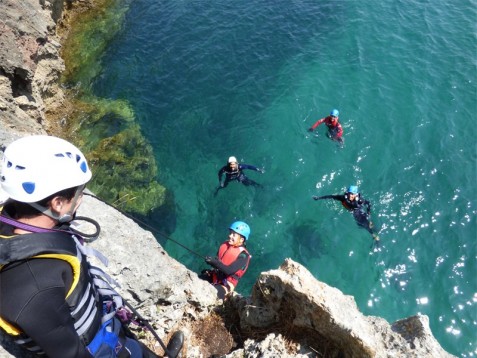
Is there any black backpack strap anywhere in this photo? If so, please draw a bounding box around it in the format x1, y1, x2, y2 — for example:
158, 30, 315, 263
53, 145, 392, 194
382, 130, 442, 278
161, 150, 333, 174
0, 232, 76, 265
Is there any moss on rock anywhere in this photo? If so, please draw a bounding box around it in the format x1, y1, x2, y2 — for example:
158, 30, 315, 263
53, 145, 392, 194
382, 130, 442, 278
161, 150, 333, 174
87, 126, 166, 214
53, 0, 168, 216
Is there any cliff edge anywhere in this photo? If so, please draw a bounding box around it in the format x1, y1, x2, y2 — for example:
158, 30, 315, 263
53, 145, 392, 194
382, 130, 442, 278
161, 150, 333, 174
0, 0, 455, 357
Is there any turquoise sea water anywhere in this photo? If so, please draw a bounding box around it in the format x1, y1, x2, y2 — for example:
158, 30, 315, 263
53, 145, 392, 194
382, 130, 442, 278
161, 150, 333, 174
91, 1, 476, 356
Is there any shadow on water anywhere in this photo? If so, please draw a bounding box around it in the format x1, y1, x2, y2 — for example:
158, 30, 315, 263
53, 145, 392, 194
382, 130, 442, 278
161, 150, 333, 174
288, 221, 327, 262
131, 189, 177, 246
90, 111, 128, 139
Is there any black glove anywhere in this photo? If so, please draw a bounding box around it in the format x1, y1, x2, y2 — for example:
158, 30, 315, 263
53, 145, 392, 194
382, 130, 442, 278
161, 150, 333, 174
205, 256, 215, 265
308, 127, 314, 132
312, 195, 320, 200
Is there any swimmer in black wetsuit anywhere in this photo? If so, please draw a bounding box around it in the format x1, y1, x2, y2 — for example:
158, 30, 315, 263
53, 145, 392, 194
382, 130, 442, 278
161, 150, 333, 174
215, 156, 264, 194
313, 185, 380, 242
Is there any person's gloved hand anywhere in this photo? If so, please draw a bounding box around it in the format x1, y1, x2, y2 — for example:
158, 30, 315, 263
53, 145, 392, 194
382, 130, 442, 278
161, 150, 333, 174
258, 168, 265, 174
205, 256, 215, 265
308, 128, 314, 132
312, 195, 320, 200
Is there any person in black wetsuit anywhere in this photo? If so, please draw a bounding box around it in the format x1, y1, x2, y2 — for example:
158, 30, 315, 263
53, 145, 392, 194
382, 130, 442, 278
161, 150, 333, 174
215, 156, 264, 194
0, 135, 183, 358
313, 185, 380, 241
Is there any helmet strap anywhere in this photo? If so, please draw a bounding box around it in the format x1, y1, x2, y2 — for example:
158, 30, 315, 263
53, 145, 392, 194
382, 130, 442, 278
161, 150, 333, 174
27, 185, 84, 224
27, 202, 62, 221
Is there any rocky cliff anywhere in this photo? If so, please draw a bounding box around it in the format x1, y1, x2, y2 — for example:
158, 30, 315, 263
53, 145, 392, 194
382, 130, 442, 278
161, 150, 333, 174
0, 0, 455, 357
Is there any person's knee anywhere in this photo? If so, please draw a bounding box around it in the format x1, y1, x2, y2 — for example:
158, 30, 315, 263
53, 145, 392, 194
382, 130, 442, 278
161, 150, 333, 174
124, 337, 146, 357
214, 285, 228, 300
137, 341, 159, 358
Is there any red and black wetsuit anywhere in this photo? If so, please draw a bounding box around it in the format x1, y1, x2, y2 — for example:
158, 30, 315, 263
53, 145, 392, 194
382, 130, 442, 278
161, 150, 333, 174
319, 193, 370, 212
316, 193, 376, 235
199, 241, 251, 299
310, 116, 343, 142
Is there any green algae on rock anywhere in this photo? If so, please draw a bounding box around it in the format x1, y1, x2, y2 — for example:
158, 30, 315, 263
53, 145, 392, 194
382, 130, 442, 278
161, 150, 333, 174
60, 95, 167, 215
57, 0, 167, 215
88, 126, 166, 214
60, 0, 128, 86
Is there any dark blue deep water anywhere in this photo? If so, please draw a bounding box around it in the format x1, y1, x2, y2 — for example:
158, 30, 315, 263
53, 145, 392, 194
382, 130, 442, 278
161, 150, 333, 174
92, 1, 477, 355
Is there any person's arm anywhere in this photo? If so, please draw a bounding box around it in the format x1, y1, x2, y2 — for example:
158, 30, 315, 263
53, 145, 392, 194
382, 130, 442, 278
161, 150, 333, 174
205, 252, 249, 276
335, 123, 343, 138
239, 164, 264, 173
218, 166, 226, 183
308, 117, 325, 131
313, 194, 344, 201
362, 199, 372, 214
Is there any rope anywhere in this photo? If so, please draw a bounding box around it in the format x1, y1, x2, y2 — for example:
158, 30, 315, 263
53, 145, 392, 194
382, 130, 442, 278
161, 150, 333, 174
83, 192, 206, 259
122, 299, 173, 356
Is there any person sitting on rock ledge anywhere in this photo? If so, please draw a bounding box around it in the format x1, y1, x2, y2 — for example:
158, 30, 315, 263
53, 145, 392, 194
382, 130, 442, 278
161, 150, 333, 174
0, 135, 183, 358
200, 221, 252, 300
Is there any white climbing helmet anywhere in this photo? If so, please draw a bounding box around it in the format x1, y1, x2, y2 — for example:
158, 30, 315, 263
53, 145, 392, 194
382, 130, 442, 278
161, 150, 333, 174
1, 135, 92, 203
228, 156, 238, 163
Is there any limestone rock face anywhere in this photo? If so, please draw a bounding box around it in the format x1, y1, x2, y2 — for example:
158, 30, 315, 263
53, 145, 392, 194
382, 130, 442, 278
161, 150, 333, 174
226, 333, 311, 358
0, 0, 64, 136
227, 259, 455, 358
78, 193, 219, 332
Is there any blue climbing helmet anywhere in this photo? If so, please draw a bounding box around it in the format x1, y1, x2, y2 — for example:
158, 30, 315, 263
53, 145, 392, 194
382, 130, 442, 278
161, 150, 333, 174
229, 221, 251, 241
330, 109, 339, 117
347, 185, 359, 194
